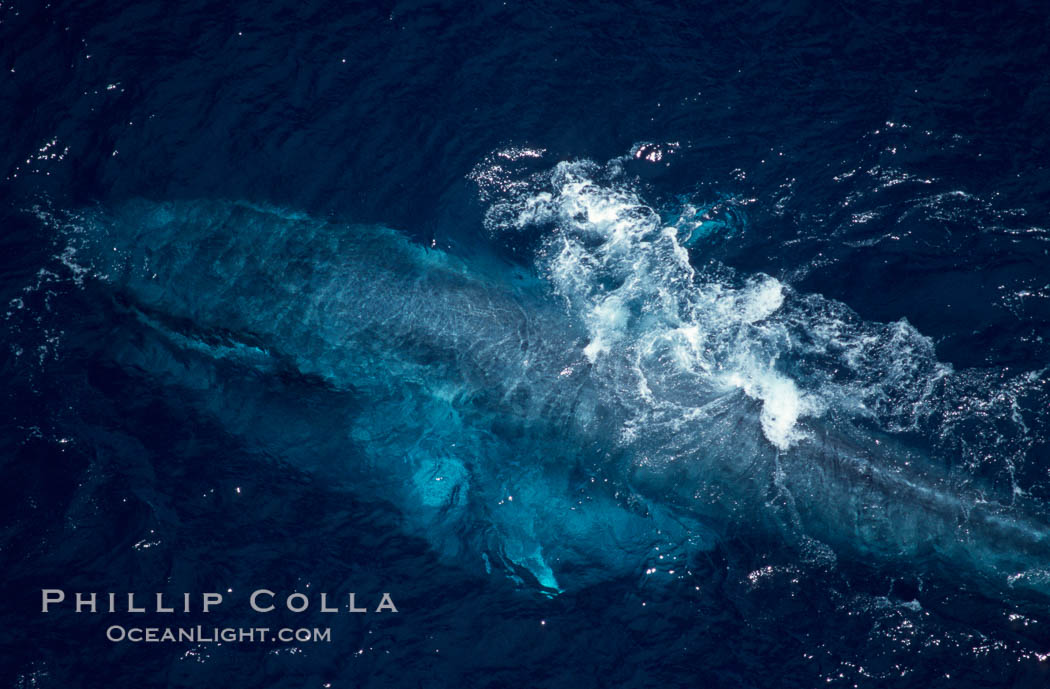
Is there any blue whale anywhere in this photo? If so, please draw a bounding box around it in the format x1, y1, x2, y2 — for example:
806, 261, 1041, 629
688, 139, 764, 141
63, 193, 1050, 599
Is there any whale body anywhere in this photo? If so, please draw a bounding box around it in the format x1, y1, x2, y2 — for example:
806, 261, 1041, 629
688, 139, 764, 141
57, 174, 1050, 598
71, 198, 706, 593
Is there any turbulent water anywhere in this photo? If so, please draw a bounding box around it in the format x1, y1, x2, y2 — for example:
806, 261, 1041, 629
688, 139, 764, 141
3, 2, 1050, 687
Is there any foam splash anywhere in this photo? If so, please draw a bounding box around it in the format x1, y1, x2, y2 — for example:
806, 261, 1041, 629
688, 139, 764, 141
484, 160, 821, 450
477, 155, 1044, 470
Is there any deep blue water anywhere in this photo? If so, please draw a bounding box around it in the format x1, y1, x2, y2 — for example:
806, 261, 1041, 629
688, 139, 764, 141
3, 1, 1050, 687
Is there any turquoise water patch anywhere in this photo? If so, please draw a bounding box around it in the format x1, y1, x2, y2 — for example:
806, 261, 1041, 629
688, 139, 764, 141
663, 195, 748, 248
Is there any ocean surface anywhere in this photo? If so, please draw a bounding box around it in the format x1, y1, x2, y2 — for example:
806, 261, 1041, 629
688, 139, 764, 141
2, 1, 1050, 687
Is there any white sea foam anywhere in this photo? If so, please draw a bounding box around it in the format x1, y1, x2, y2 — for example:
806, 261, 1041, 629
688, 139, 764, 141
479, 156, 1044, 466
484, 159, 823, 450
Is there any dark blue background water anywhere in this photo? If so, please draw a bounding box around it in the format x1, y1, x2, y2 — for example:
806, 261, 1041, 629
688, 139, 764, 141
2, 1, 1050, 687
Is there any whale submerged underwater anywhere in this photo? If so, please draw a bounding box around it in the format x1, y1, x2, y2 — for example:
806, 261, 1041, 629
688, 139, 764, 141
47, 156, 1050, 600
